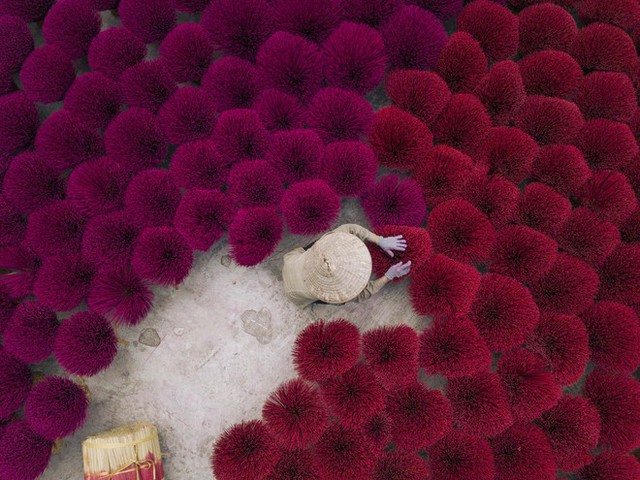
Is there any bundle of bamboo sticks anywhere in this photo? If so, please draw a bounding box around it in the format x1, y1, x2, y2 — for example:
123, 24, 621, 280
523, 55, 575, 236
82, 422, 164, 480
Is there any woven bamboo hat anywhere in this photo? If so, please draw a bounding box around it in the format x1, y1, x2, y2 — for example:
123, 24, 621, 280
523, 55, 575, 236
303, 231, 372, 304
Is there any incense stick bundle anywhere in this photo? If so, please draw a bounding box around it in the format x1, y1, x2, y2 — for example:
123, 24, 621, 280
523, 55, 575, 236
82, 422, 164, 480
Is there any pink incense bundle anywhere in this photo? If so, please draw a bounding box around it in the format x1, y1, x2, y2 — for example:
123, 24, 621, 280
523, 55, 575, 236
82, 423, 164, 480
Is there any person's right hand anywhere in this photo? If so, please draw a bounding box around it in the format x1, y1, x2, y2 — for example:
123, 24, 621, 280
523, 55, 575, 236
384, 261, 412, 280
378, 235, 407, 257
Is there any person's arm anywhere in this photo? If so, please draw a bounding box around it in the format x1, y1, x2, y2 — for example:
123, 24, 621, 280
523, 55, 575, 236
354, 260, 411, 302
353, 261, 412, 302
334, 223, 381, 244
354, 276, 390, 302
334, 224, 407, 258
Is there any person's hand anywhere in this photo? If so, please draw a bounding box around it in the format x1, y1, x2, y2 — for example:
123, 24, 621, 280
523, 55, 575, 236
378, 235, 407, 257
384, 261, 411, 280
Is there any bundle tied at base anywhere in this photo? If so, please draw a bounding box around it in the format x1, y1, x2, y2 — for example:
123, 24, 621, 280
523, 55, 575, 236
82, 422, 164, 480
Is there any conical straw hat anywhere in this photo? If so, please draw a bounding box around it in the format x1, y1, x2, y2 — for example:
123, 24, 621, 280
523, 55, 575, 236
303, 231, 372, 304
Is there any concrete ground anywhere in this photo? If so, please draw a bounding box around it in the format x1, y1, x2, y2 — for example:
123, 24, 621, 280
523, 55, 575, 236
23, 10, 426, 478
41, 200, 425, 479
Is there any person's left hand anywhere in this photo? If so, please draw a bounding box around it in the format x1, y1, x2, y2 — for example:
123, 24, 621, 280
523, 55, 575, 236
378, 235, 407, 257
384, 261, 412, 280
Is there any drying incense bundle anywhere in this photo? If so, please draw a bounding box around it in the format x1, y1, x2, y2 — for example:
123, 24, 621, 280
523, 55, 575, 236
82, 422, 164, 480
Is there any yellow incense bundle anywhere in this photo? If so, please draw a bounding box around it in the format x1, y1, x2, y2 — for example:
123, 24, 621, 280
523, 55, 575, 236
82, 422, 164, 480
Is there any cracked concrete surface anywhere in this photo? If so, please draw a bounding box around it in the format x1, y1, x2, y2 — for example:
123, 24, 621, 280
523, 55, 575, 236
41, 200, 425, 479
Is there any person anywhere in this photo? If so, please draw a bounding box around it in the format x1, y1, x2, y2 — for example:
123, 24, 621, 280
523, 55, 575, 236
282, 223, 411, 308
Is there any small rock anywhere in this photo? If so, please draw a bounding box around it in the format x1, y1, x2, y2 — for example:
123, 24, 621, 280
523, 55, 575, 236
221, 255, 231, 267
173, 327, 185, 336
139, 328, 161, 347
241, 308, 273, 344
